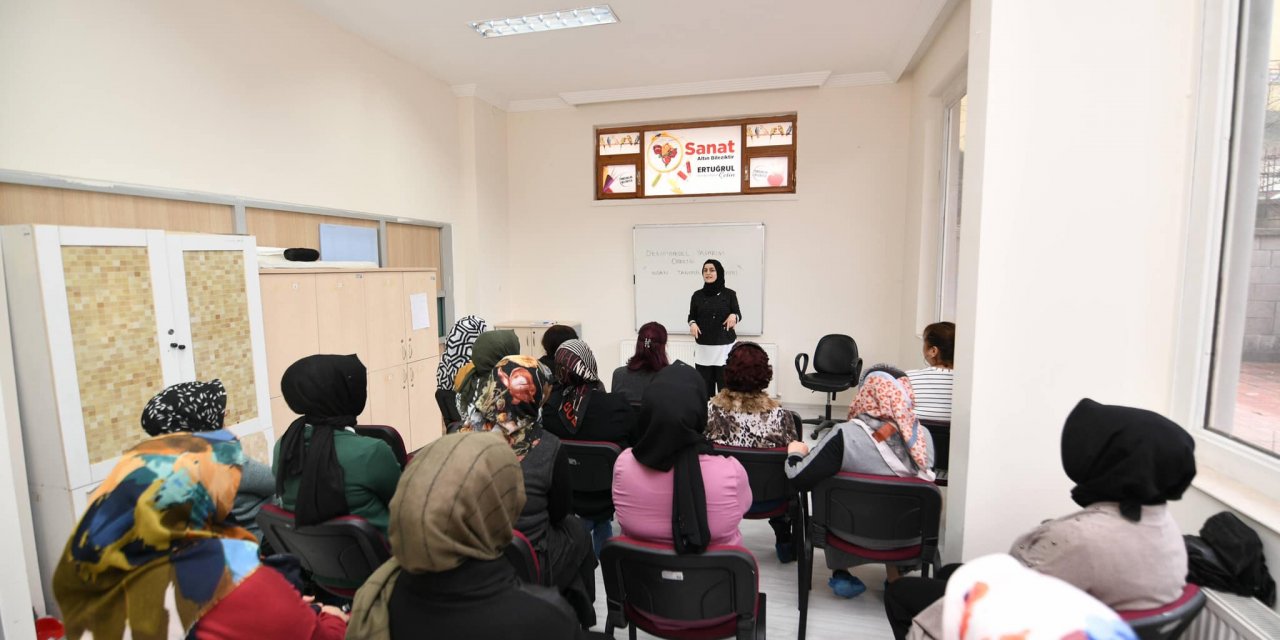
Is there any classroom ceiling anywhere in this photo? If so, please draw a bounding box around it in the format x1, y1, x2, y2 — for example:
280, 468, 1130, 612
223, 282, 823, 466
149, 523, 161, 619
293, 0, 955, 110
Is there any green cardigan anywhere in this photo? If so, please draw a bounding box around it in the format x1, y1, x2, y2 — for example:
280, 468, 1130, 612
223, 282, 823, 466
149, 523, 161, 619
272, 426, 401, 534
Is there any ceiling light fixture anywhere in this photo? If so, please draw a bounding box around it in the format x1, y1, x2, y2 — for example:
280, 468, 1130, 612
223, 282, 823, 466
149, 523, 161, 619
469, 5, 618, 38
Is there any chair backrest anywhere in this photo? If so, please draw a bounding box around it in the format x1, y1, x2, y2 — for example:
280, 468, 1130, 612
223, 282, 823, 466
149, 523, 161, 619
354, 425, 407, 468
504, 529, 542, 584
256, 504, 390, 595
812, 472, 942, 551
813, 334, 860, 376
435, 388, 462, 425
561, 440, 623, 494
1117, 584, 1207, 640
600, 536, 760, 638
714, 446, 792, 505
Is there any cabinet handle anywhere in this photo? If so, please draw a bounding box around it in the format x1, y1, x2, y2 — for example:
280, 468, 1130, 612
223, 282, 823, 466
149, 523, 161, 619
407, 342, 414, 360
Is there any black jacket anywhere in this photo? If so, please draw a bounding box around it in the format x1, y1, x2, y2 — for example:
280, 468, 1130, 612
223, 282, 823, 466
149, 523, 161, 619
389, 557, 588, 639
688, 288, 741, 345
542, 387, 637, 519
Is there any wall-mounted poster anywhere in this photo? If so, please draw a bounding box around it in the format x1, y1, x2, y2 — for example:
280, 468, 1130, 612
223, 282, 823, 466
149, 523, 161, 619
745, 121, 794, 147
749, 156, 790, 188
601, 164, 637, 194
599, 132, 640, 155
644, 126, 741, 196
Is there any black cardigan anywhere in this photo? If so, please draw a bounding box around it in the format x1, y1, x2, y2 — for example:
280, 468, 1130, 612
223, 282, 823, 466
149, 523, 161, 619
688, 288, 741, 346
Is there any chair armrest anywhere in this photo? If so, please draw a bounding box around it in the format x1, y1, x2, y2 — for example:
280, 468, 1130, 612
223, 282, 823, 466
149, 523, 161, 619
795, 353, 810, 378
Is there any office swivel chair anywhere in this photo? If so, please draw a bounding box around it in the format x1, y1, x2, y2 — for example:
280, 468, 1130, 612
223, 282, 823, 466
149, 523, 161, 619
794, 335, 862, 439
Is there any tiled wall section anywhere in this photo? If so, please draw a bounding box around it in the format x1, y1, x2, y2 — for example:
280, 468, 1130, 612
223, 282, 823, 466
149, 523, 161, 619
63, 246, 164, 464
239, 430, 271, 466
184, 250, 259, 425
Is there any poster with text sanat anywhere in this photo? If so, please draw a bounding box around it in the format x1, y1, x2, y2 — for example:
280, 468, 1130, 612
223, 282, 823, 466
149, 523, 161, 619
643, 126, 741, 196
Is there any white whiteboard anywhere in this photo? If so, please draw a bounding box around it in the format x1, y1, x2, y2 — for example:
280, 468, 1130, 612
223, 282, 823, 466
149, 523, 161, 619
633, 223, 765, 336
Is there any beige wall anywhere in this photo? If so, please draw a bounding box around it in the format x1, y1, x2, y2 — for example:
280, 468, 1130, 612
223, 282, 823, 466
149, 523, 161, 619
506, 85, 912, 401
898, 2, 970, 365
456, 97, 512, 322
0, 0, 465, 303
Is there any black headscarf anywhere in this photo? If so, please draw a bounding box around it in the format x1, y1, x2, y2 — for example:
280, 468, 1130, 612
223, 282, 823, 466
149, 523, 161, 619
631, 363, 716, 554
1060, 398, 1196, 522
700, 259, 725, 294
277, 354, 368, 526
140, 379, 227, 436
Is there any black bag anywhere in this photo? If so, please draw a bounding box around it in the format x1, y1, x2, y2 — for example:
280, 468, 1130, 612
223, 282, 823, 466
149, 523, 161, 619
1186, 511, 1276, 606
283, 248, 320, 262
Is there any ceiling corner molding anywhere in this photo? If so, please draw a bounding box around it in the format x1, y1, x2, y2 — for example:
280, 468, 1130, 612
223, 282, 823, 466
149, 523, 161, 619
888, 0, 952, 81
506, 98, 574, 113
824, 72, 895, 88
451, 83, 509, 110
451, 83, 477, 97
557, 71, 832, 106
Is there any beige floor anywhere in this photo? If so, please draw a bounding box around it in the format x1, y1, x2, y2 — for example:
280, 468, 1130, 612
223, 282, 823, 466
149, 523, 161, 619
588, 516, 897, 639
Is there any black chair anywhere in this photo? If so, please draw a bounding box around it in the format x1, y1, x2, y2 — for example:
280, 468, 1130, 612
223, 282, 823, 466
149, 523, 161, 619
600, 536, 766, 640
561, 440, 623, 520
794, 335, 862, 439
714, 443, 809, 638
504, 529, 541, 584
435, 389, 462, 426
354, 424, 408, 468
257, 504, 390, 600
1118, 584, 1207, 640
920, 418, 951, 485
799, 472, 942, 636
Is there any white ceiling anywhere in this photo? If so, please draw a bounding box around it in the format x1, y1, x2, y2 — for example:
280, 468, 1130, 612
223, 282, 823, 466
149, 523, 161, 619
292, 0, 954, 110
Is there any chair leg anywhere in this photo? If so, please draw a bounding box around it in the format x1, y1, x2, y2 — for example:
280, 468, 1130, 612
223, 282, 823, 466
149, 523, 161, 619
756, 593, 767, 640
629, 622, 637, 640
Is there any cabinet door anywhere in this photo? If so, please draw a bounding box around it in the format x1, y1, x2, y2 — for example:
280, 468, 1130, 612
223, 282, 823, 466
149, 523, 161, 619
270, 395, 299, 440
366, 366, 410, 437
529, 327, 548, 360
403, 271, 439, 362
165, 234, 271, 439
316, 273, 369, 365
408, 357, 442, 451
42, 227, 179, 485
364, 272, 407, 371
259, 274, 319, 399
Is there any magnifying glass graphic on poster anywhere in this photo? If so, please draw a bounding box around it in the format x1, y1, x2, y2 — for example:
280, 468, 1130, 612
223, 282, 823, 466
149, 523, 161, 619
646, 132, 689, 195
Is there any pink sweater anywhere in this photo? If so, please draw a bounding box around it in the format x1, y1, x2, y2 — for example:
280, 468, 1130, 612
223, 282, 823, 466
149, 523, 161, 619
611, 449, 752, 547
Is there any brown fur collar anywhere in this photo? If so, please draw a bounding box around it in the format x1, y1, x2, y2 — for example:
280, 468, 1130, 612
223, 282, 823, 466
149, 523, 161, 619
710, 390, 780, 414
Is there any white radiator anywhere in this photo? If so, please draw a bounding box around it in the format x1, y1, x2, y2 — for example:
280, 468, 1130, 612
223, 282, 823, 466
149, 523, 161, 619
617, 340, 780, 398
1185, 589, 1280, 640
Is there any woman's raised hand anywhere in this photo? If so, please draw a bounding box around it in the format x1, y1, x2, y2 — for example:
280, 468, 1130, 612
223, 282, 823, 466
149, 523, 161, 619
723, 315, 737, 330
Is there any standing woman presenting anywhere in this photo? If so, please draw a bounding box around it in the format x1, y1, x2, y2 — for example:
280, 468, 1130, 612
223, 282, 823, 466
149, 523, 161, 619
688, 259, 741, 399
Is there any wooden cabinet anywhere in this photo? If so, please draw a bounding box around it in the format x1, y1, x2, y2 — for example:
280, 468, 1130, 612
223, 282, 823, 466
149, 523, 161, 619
0, 225, 274, 610
260, 268, 440, 450
494, 321, 583, 358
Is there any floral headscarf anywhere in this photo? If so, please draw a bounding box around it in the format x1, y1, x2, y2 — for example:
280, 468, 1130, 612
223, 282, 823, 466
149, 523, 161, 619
462, 356, 553, 460
140, 380, 227, 436
849, 370, 930, 474
554, 339, 601, 432
53, 431, 259, 639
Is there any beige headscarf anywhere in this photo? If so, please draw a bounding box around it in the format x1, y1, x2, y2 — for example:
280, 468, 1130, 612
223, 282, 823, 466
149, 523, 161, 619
348, 432, 526, 639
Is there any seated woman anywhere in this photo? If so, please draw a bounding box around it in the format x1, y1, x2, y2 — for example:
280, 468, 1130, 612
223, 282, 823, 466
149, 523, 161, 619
454, 329, 522, 420
463, 356, 598, 628
705, 342, 798, 562
54, 431, 347, 639
140, 379, 274, 540
906, 321, 954, 473
347, 432, 591, 640
611, 321, 670, 407
542, 339, 637, 556
887, 399, 1195, 640
435, 315, 488, 423
538, 324, 579, 371
785, 365, 934, 597
274, 354, 401, 536
613, 364, 752, 553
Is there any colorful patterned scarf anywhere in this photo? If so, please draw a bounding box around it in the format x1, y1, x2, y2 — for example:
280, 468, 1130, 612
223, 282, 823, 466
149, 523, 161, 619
53, 431, 260, 640
140, 380, 227, 436
848, 371, 931, 475
436, 315, 487, 389
454, 330, 522, 416
553, 339, 600, 432
461, 356, 552, 460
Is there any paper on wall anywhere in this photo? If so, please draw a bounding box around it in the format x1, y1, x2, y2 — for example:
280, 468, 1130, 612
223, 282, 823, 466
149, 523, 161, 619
410, 293, 431, 330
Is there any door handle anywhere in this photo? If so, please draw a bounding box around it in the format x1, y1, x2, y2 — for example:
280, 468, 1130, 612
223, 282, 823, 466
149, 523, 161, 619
169, 343, 187, 350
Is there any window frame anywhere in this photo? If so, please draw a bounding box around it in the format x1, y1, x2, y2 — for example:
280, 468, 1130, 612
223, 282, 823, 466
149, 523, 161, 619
1175, 0, 1280, 494
593, 114, 798, 201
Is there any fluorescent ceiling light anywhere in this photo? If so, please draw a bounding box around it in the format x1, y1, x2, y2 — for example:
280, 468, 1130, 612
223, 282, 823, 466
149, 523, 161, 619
469, 5, 618, 38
